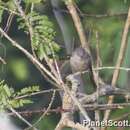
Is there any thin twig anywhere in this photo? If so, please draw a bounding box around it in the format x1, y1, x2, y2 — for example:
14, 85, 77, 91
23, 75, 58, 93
9, 107, 37, 130
102, 7, 130, 128
7, 107, 64, 116
7, 103, 130, 117
79, 11, 127, 18
25, 90, 56, 130
34, 63, 60, 88
4, 13, 14, 34
54, 8, 127, 18
94, 66, 130, 72
14, 0, 37, 58
14, 88, 62, 100
70, 66, 130, 79
74, 0, 128, 37
0, 56, 6, 64
43, 53, 60, 81
49, 43, 63, 83
34, 90, 56, 125
79, 86, 130, 104
83, 103, 130, 110
95, 31, 100, 126
65, 0, 90, 53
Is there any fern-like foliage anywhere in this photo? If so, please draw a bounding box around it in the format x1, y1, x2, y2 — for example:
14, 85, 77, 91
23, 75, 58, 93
0, 0, 16, 25
17, 11, 60, 60
0, 80, 40, 111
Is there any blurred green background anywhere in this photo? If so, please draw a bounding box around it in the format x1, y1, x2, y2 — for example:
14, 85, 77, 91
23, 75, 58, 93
0, 0, 130, 130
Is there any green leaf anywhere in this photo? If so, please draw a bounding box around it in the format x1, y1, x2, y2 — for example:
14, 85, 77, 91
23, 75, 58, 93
0, 81, 40, 110
17, 11, 60, 60
0, 0, 16, 10
10, 99, 33, 108
25, 0, 42, 3
0, 81, 14, 111
16, 86, 39, 96
3, 84, 12, 97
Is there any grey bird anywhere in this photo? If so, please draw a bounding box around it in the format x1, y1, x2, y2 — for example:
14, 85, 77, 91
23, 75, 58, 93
70, 47, 92, 73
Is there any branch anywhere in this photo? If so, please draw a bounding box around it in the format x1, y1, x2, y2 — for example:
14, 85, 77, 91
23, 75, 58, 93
7, 102, 130, 117
9, 107, 37, 130
65, 0, 90, 53
0, 56, 6, 64
94, 66, 130, 72
13, 0, 37, 58
103, 7, 130, 126
26, 90, 56, 130
65, 0, 101, 90
14, 88, 61, 100
83, 103, 130, 111
54, 8, 127, 18
80, 85, 130, 104
3, 13, 14, 35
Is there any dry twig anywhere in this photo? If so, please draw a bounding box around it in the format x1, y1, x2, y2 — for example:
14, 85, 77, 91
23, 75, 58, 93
0, 56, 6, 64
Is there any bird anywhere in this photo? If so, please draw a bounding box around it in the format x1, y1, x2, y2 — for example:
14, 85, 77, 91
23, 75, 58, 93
70, 47, 97, 123
70, 47, 92, 73
70, 47, 97, 90
60, 47, 97, 89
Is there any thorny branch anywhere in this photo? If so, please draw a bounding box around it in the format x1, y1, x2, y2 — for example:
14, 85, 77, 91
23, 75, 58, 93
7, 102, 130, 117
